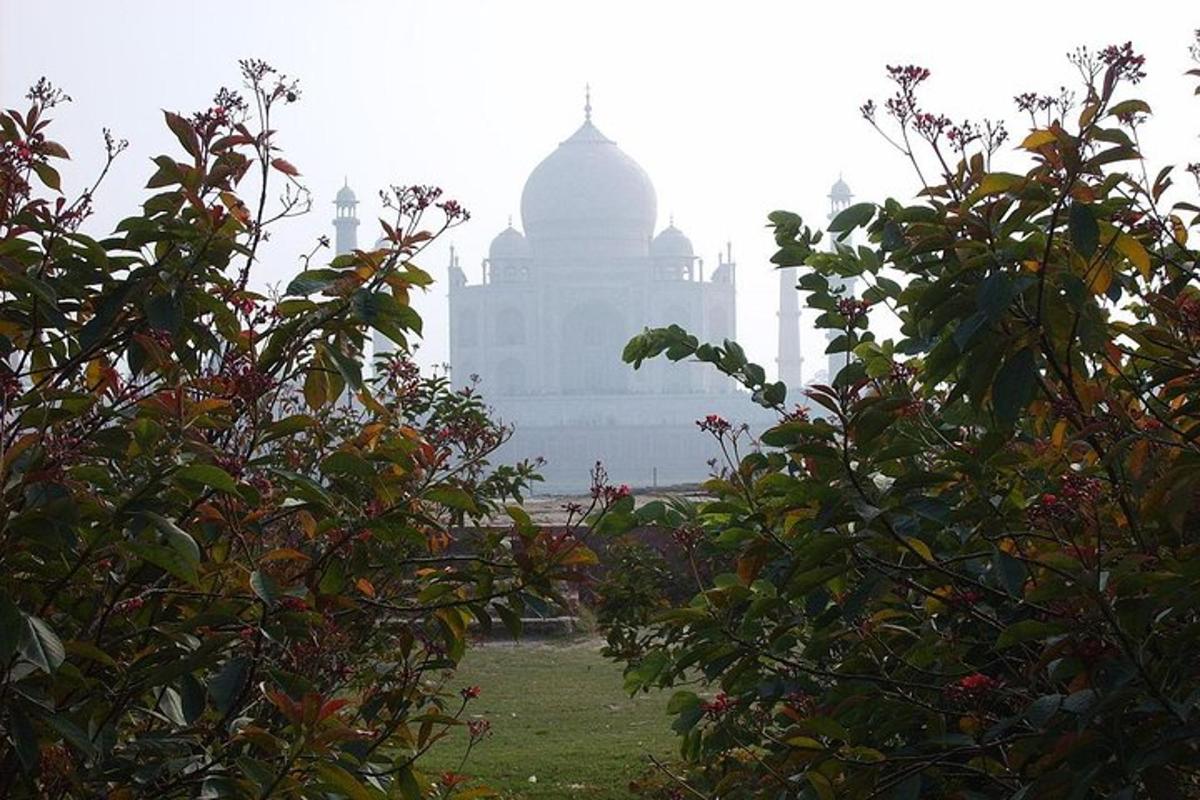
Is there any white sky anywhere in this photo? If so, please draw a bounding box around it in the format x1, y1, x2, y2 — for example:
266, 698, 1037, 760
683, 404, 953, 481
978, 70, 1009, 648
2, 1, 1197, 377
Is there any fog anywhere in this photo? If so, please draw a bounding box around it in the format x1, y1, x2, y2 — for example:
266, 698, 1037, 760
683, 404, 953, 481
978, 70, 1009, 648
2, 0, 1196, 376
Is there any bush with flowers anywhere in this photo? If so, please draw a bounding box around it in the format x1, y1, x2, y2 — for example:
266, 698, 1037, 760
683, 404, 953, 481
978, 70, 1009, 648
0, 62, 596, 798
618, 35, 1200, 799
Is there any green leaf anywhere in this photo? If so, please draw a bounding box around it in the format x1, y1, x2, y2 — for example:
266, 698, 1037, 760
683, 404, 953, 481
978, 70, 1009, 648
31, 161, 61, 192
285, 269, 340, 296
262, 414, 317, 444
496, 604, 523, 639
902, 536, 934, 563
326, 342, 364, 391
997, 619, 1067, 648
992, 348, 1036, 428
321, 451, 375, 480
973, 172, 1025, 199
143, 511, 200, 566
43, 713, 97, 759
667, 691, 700, 714
318, 559, 347, 595
807, 771, 836, 800
180, 673, 207, 723
354, 289, 423, 337
63, 640, 118, 667
303, 365, 332, 410
145, 292, 181, 335
425, 485, 479, 514
1062, 688, 1098, 714
249, 570, 282, 607
127, 541, 200, 586
1107, 99, 1151, 119
892, 774, 922, 800
208, 656, 250, 714
828, 202, 875, 239
994, 551, 1027, 596
157, 687, 188, 727
174, 463, 239, 494
268, 468, 336, 509
1069, 202, 1099, 259
237, 757, 276, 790
1024, 693, 1063, 726
145, 155, 184, 189
314, 763, 382, 800
0, 595, 21, 664
19, 613, 65, 673
8, 704, 39, 771
978, 272, 1015, 323
394, 764, 424, 800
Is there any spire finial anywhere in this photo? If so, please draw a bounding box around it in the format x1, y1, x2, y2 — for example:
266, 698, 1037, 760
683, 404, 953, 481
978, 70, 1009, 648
669, 213, 674, 227
584, 83, 592, 122
508, 214, 513, 228
343, 175, 348, 188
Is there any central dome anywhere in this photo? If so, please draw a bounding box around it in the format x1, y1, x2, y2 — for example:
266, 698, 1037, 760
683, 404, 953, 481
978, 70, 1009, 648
520, 116, 657, 257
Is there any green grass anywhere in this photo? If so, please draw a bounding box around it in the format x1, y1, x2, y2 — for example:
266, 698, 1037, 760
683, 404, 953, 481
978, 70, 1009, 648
421, 638, 677, 799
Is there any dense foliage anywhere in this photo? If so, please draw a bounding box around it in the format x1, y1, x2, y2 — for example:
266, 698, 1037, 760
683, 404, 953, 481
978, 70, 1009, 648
618, 35, 1200, 799
0, 63, 596, 798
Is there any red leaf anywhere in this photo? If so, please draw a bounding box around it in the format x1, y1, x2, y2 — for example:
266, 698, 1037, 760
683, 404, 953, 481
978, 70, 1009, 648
318, 697, 351, 722
163, 110, 200, 160
271, 157, 300, 177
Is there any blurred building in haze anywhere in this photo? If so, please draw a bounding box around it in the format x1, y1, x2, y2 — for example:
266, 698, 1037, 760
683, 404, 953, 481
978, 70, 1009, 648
334, 93, 848, 493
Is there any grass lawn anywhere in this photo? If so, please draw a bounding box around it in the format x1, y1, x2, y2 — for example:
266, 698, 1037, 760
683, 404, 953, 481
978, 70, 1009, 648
421, 638, 678, 799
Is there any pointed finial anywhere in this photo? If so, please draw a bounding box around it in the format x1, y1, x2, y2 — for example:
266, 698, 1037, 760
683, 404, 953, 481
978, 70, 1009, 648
343, 175, 348, 188
449, 243, 456, 266
726, 240, 733, 263
669, 213, 674, 227
584, 83, 592, 123
508, 214, 513, 228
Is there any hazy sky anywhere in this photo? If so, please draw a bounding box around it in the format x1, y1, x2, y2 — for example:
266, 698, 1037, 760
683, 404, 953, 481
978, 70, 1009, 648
2, 1, 1197, 377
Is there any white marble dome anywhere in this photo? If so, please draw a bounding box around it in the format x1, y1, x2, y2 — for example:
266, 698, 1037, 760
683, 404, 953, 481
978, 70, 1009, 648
335, 182, 357, 205
830, 176, 853, 201
489, 223, 530, 260
520, 117, 657, 255
651, 223, 693, 258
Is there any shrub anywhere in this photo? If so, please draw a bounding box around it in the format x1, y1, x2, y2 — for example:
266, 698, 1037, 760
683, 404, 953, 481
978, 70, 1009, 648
618, 34, 1200, 800
0, 63, 594, 798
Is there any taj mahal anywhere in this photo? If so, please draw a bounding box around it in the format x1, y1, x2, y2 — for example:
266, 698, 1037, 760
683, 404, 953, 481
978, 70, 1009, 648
333, 93, 853, 492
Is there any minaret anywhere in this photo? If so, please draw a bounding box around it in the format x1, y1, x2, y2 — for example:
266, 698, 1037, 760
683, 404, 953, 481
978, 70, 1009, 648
777, 266, 803, 391
333, 179, 359, 256
826, 175, 855, 382
447, 243, 466, 291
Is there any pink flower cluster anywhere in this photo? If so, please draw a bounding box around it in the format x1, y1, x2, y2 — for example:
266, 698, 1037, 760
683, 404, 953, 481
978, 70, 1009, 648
696, 414, 732, 435
945, 672, 1001, 703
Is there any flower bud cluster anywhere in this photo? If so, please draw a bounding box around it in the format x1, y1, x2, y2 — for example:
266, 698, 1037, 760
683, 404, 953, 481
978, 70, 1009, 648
836, 297, 871, 324
701, 692, 734, 720
945, 672, 1001, 703
696, 414, 732, 435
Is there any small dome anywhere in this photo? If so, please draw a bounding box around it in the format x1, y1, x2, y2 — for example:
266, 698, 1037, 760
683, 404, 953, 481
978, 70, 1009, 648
489, 224, 530, 261
830, 176, 852, 200
335, 182, 357, 205
651, 223, 694, 258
